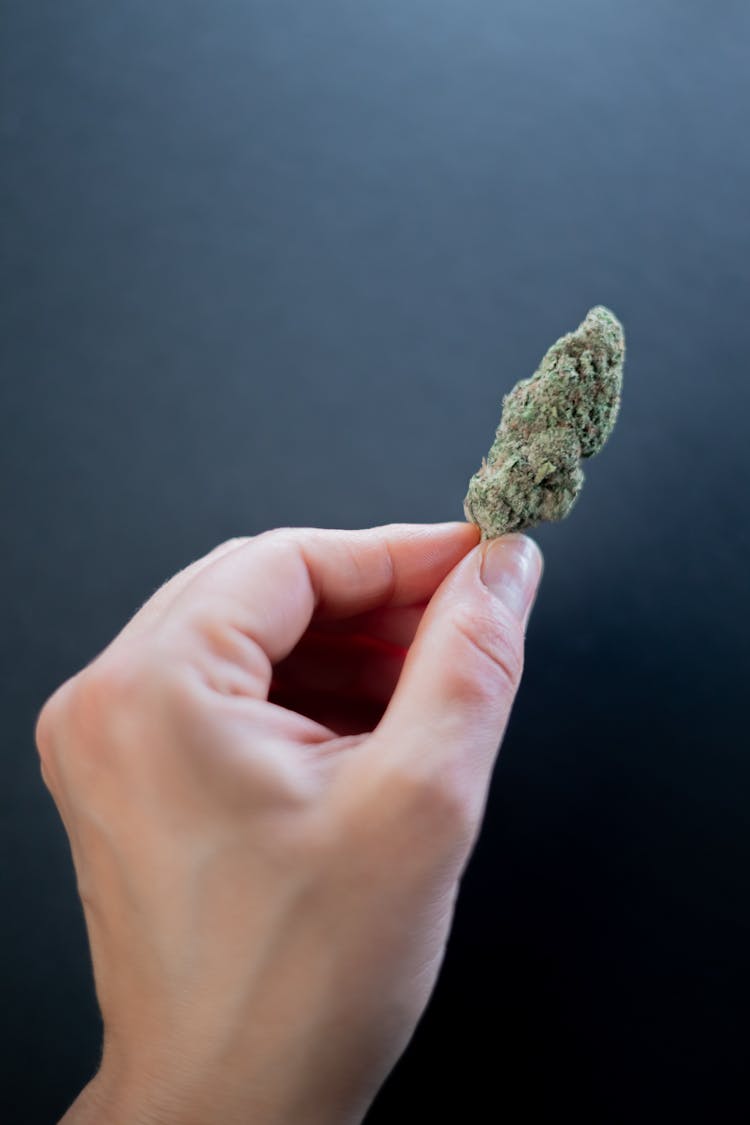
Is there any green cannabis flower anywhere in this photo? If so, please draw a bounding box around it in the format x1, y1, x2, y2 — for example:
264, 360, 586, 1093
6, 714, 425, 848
463, 306, 625, 539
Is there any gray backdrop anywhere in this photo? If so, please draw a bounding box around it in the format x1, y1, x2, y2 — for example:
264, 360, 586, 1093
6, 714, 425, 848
2, 2, 749, 1122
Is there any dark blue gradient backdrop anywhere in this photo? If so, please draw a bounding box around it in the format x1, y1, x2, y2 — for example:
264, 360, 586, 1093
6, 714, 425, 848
1, 3, 749, 1122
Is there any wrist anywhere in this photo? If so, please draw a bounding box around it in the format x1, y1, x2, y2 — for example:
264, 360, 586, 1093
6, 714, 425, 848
59, 1059, 369, 1125
59, 1062, 183, 1125
58, 1072, 120, 1125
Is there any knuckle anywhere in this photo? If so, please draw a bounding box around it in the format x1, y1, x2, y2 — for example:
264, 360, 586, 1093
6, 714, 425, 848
450, 604, 524, 704
365, 535, 397, 603
34, 662, 119, 773
215, 536, 252, 553
34, 681, 74, 764
332, 752, 480, 878
348, 532, 397, 597
34, 645, 185, 791
256, 526, 298, 545
79, 648, 146, 710
59, 647, 155, 751
192, 613, 271, 685
385, 763, 475, 841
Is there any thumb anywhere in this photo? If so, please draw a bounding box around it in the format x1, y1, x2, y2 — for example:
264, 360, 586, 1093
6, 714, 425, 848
370, 534, 542, 824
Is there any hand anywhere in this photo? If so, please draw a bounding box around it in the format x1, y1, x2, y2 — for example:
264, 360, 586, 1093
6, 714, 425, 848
36, 521, 542, 1125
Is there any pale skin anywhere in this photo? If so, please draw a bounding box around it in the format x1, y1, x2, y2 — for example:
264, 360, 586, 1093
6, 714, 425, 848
35, 521, 542, 1125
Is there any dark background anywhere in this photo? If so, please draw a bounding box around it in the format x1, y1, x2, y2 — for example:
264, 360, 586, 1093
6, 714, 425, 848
1, 2, 748, 1122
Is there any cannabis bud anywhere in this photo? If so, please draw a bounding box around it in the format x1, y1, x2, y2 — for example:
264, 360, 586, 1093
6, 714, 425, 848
463, 306, 625, 539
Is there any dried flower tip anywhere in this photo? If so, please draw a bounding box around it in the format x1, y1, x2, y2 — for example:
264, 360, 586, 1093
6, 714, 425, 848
463, 306, 625, 539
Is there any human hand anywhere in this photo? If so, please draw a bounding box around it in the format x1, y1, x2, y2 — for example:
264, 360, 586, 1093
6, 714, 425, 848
35, 521, 542, 1125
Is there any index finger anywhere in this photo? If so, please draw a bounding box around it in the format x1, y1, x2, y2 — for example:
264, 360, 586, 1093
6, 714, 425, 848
165, 521, 480, 667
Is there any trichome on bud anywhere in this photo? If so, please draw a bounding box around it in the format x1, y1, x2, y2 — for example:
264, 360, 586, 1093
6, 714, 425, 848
463, 306, 625, 539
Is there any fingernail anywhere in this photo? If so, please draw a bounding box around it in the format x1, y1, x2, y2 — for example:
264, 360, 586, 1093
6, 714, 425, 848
480, 534, 543, 626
